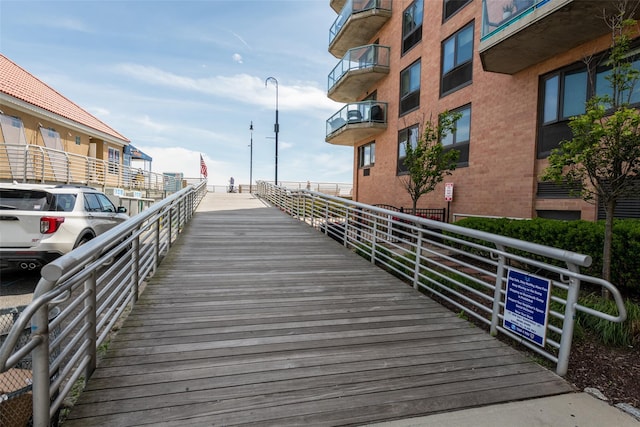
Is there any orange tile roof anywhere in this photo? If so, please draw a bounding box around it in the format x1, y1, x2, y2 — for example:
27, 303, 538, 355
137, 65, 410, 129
0, 54, 129, 143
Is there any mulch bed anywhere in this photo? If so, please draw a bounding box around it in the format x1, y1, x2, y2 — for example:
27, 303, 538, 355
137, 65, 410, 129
566, 333, 640, 408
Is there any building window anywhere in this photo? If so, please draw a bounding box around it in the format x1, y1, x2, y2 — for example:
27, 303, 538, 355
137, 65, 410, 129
75, 136, 81, 145
538, 52, 640, 158
443, 0, 471, 21
400, 60, 421, 115
595, 56, 640, 104
397, 123, 420, 175
358, 142, 375, 168
108, 147, 120, 174
402, 0, 423, 55
441, 104, 471, 166
441, 22, 474, 96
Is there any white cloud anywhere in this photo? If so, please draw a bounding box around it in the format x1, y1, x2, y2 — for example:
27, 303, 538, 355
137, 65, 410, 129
40, 17, 92, 33
131, 115, 168, 133
112, 64, 341, 115
232, 53, 243, 64
134, 146, 234, 184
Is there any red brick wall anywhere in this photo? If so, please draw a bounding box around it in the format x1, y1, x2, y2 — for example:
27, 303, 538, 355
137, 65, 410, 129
348, 1, 620, 221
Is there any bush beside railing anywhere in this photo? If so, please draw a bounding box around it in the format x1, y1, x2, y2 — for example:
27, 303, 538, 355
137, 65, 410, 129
454, 217, 640, 295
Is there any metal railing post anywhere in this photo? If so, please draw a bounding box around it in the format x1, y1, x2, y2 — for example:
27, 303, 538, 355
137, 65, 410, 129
323, 203, 329, 236
343, 209, 350, 247
168, 206, 174, 247
22, 144, 29, 182
557, 263, 581, 376
155, 216, 161, 267
30, 304, 51, 427
38, 146, 45, 182
132, 229, 141, 302
413, 231, 423, 289
490, 247, 506, 336
85, 268, 98, 378
371, 216, 379, 263
65, 152, 71, 183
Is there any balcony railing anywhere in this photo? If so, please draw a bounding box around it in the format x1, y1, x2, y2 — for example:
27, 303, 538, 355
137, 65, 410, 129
0, 143, 187, 193
479, 0, 632, 74
330, 0, 347, 13
328, 0, 392, 58
481, 0, 544, 39
325, 101, 387, 146
328, 44, 390, 102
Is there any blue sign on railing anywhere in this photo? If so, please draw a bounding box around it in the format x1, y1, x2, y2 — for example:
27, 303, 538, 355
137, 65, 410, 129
503, 268, 552, 346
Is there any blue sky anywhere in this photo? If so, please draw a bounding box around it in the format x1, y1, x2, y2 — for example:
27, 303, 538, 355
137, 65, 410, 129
1, 0, 351, 186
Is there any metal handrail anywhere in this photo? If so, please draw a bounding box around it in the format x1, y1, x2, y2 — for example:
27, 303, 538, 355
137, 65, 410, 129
256, 181, 627, 377
0, 180, 207, 427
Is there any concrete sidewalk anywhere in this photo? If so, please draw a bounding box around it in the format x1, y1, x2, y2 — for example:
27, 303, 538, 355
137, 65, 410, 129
369, 393, 639, 426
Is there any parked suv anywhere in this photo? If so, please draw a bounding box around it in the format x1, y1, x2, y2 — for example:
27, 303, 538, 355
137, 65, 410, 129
0, 183, 129, 270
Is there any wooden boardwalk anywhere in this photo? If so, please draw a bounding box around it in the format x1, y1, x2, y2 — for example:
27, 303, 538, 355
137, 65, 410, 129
64, 193, 573, 426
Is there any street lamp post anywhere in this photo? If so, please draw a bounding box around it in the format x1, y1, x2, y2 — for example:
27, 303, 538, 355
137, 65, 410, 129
249, 121, 253, 193
265, 77, 279, 186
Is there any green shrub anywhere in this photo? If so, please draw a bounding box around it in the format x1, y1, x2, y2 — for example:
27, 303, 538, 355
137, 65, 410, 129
577, 295, 640, 347
454, 217, 640, 296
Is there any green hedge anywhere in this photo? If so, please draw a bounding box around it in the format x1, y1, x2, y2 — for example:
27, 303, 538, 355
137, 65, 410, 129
454, 217, 640, 295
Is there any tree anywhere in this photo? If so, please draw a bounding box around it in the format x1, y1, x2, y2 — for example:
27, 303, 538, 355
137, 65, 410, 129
542, 3, 640, 288
399, 112, 460, 214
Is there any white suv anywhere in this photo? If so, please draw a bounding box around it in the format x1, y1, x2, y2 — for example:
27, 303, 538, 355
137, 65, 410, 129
0, 183, 129, 270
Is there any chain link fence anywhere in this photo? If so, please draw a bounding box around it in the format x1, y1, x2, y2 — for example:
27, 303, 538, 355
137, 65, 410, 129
1, 306, 60, 426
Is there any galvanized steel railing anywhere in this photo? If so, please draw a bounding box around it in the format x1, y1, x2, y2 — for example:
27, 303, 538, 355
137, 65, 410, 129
256, 181, 627, 377
0, 181, 207, 427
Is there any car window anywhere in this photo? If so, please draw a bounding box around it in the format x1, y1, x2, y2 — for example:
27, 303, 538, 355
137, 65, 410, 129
51, 194, 76, 212
0, 189, 51, 211
84, 193, 103, 212
96, 194, 116, 213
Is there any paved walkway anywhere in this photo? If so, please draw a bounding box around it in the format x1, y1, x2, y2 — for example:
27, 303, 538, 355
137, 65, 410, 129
64, 193, 638, 426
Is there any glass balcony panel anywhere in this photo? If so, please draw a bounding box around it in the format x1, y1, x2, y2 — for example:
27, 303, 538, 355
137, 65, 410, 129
327, 45, 390, 98
482, 0, 542, 38
329, 0, 392, 58
326, 101, 388, 146
479, 0, 636, 74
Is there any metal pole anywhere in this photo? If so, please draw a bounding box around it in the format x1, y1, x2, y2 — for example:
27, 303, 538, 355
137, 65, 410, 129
265, 77, 279, 186
249, 121, 253, 193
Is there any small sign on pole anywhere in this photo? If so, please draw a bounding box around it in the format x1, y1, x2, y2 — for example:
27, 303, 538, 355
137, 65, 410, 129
444, 182, 454, 202
503, 269, 552, 346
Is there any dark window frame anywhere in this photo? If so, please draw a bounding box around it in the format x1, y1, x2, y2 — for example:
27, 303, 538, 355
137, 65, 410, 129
441, 104, 471, 167
397, 123, 420, 175
358, 141, 376, 169
441, 21, 474, 97
400, 60, 421, 116
443, 0, 472, 22
538, 47, 640, 158
402, 0, 424, 55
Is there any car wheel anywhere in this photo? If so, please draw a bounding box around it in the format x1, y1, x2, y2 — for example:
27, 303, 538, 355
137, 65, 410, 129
74, 235, 93, 248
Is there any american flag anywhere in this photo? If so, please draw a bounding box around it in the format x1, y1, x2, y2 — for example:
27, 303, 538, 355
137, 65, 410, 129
200, 154, 208, 178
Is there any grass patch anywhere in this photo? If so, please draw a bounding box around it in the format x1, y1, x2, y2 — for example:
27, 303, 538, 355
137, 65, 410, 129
577, 295, 640, 347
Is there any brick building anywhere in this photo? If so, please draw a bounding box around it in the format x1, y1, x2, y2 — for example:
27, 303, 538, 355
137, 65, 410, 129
325, 0, 640, 221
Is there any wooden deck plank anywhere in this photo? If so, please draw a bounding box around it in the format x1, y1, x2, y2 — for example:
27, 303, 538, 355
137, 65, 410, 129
63, 194, 573, 426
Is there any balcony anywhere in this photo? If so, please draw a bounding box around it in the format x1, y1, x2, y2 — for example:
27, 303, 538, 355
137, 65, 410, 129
326, 101, 387, 146
329, 0, 392, 59
328, 44, 390, 102
479, 0, 636, 74
330, 0, 346, 13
